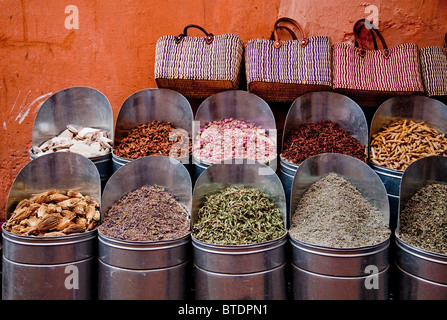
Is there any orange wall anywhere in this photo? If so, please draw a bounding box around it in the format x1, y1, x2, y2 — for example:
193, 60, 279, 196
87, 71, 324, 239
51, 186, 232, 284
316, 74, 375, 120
1, 0, 446, 220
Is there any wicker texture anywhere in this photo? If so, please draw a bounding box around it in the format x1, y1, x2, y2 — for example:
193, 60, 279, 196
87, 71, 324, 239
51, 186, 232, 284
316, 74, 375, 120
245, 18, 332, 103
155, 28, 244, 99
419, 45, 447, 97
332, 19, 425, 108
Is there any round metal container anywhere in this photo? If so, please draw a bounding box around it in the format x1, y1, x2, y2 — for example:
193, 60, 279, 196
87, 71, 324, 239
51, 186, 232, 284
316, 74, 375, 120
394, 156, 447, 300
369, 95, 447, 232
289, 153, 391, 300
279, 91, 368, 217
192, 90, 278, 181
28, 86, 113, 191
2, 152, 100, 300
191, 161, 287, 300
98, 155, 192, 300
112, 88, 193, 176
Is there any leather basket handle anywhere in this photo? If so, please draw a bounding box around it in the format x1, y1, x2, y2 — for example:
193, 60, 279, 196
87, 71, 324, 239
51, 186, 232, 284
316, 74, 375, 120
272, 17, 308, 49
270, 25, 298, 41
175, 24, 214, 44
353, 19, 389, 59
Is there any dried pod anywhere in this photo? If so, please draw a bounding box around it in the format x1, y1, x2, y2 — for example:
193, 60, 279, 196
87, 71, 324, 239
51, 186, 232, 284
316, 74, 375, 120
44, 231, 67, 237
47, 193, 70, 203
61, 210, 77, 221
84, 196, 99, 207
58, 198, 82, 210
15, 199, 31, 211
31, 190, 58, 204
62, 224, 86, 234
36, 213, 63, 232
56, 218, 73, 231
85, 205, 96, 222
67, 189, 83, 198
9, 207, 32, 223
37, 204, 47, 218
72, 205, 86, 216
75, 217, 88, 229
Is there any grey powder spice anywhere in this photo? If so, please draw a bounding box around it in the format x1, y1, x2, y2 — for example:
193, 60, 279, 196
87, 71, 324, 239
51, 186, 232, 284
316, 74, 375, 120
289, 173, 390, 248
399, 183, 447, 255
99, 185, 190, 241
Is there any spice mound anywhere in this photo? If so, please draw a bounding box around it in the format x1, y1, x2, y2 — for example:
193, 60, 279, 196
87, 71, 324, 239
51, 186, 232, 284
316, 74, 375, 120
113, 121, 191, 160
32, 125, 112, 158
192, 186, 285, 245
4, 189, 100, 236
399, 183, 447, 255
370, 119, 447, 171
99, 185, 190, 242
281, 120, 366, 165
289, 173, 390, 248
192, 118, 277, 164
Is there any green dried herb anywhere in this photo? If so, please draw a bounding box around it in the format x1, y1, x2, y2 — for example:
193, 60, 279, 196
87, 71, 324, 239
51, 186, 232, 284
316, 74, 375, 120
289, 173, 390, 248
192, 186, 285, 245
399, 183, 447, 255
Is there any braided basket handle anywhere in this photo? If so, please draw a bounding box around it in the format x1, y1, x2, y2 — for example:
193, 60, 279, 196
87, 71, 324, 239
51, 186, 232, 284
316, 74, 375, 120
175, 24, 214, 45
272, 17, 308, 49
353, 19, 389, 59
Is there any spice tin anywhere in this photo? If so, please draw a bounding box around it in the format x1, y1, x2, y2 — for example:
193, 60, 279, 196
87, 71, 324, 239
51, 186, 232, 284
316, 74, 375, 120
28, 86, 113, 191
369, 96, 447, 233
279, 91, 368, 218
394, 156, 447, 300
191, 161, 287, 300
192, 90, 278, 180
289, 153, 390, 300
2, 152, 100, 300
98, 155, 192, 300
112, 88, 193, 176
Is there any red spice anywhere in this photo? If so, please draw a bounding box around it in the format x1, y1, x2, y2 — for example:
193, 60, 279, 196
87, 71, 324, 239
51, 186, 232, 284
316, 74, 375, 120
113, 120, 191, 159
281, 120, 366, 165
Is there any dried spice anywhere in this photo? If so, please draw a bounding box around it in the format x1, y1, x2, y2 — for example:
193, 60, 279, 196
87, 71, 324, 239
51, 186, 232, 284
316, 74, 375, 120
99, 185, 189, 241
289, 173, 390, 248
32, 125, 112, 158
192, 186, 285, 245
281, 120, 366, 165
370, 119, 447, 171
113, 120, 191, 159
192, 118, 276, 164
4, 189, 100, 236
399, 183, 447, 255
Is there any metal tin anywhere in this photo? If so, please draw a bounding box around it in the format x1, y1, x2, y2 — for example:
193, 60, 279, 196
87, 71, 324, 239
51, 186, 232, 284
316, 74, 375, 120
394, 156, 447, 300
98, 155, 192, 300
2, 152, 100, 300
369, 95, 447, 232
191, 161, 287, 300
28, 86, 113, 191
192, 90, 278, 181
289, 153, 391, 300
112, 88, 193, 175
279, 91, 368, 216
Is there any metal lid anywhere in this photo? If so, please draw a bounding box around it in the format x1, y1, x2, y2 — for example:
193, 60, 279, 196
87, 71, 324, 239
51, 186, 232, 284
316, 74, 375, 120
290, 153, 390, 228
6, 152, 101, 220
31, 86, 113, 148
281, 91, 368, 154
101, 155, 192, 221
113, 88, 193, 146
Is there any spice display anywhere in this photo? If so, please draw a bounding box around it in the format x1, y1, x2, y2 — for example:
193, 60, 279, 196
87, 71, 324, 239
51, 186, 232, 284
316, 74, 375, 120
192, 118, 276, 164
192, 186, 285, 245
99, 185, 189, 242
4, 189, 100, 236
113, 121, 191, 159
281, 120, 366, 165
32, 125, 112, 158
399, 183, 447, 255
370, 119, 447, 171
289, 173, 390, 248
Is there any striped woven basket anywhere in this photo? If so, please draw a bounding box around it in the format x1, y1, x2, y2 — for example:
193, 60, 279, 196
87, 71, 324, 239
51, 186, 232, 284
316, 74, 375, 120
332, 19, 425, 108
245, 17, 332, 103
155, 25, 244, 99
419, 34, 447, 101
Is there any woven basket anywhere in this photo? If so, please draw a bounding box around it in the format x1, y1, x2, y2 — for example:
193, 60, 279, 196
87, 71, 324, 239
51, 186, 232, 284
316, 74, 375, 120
245, 17, 332, 103
154, 25, 244, 99
332, 19, 425, 108
419, 34, 447, 101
